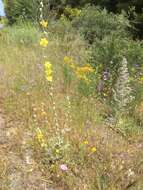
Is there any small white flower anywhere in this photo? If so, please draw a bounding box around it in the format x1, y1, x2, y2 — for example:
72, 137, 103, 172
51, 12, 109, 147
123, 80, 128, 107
40, 1, 44, 7
127, 169, 135, 177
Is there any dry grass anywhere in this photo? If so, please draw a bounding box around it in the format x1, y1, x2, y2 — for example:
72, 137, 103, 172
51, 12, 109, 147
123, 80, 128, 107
0, 23, 143, 190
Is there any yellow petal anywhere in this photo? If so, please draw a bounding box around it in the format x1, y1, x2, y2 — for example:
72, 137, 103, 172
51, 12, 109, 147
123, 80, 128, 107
91, 147, 97, 153
40, 20, 48, 28
46, 75, 53, 82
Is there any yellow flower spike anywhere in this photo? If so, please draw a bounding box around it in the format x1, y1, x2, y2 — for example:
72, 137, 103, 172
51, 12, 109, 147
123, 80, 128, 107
40, 38, 49, 47
40, 20, 48, 28
45, 61, 52, 69
91, 147, 97, 153
44, 61, 53, 82
46, 75, 53, 82
45, 68, 52, 75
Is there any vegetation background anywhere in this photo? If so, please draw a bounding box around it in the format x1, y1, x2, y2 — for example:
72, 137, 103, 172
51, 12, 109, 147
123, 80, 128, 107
0, 0, 143, 189
4, 0, 143, 38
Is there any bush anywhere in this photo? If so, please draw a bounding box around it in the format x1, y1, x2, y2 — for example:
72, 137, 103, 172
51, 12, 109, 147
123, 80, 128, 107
5, 0, 39, 24
4, 0, 91, 24
73, 5, 131, 43
90, 34, 143, 98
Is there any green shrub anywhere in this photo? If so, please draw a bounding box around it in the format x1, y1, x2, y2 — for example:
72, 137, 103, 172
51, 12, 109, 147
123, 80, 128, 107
89, 34, 143, 98
5, 0, 39, 24
73, 5, 131, 43
4, 0, 74, 24
48, 15, 75, 40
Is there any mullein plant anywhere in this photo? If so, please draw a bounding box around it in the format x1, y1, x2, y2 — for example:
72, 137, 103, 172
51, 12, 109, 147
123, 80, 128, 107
37, 7, 71, 167
113, 57, 134, 126
36, 0, 60, 148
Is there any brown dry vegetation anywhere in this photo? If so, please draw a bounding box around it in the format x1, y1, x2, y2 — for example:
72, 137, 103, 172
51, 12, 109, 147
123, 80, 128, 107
0, 23, 143, 190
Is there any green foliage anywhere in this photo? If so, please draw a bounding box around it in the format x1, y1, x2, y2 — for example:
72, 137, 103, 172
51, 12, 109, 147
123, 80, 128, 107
116, 0, 143, 39
77, 80, 95, 97
3, 21, 41, 45
0, 12, 143, 188
91, 0, 143, 39
4, 0, 39, 24
73, 6, 131, 43
90, 34, 143, 98
4, 0, 91, 24
49, 14, 75, 40
116, 116, 141, 137
40, 135, 71, 165
48, 0, 92, 8
4, 0, 143, 38
63, 65, 73, 89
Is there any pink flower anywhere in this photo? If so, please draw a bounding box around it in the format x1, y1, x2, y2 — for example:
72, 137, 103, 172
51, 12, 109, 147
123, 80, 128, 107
60, 164, 68, 171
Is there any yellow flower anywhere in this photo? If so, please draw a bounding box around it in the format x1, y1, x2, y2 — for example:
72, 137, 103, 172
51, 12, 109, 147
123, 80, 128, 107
36, 128, 46, 147
40, 20, 48, 28
46, 75, 53, 82
83, 140, 89, 145
45, 61, 52, 68
41, 111, 47, 117
40, 38, 49, 47
75, 69, 90, 83
55, 149, 60, 154
44, 61, 53, 82
76, 66, 94, 74
91, 147, 97, 153
45, 61, 52, 73
140, 76, 143, 81
75, 65, 94, 83
64, 56, 73, 64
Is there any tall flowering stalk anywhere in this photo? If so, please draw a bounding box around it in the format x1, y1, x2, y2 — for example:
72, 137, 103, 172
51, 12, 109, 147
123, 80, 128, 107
39, 0, 48, 36
39, 0, 60, 134
113, 57, 134, 114
39, 0, 50, 21
39, 1, 44, 20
